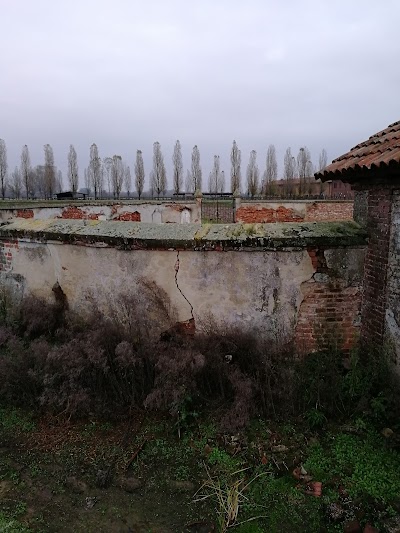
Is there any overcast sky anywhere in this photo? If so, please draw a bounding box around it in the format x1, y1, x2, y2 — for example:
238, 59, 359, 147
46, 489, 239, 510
1, 0, 399, 190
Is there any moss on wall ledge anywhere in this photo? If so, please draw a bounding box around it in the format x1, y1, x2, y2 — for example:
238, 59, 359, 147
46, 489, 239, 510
0, 219, 367, 251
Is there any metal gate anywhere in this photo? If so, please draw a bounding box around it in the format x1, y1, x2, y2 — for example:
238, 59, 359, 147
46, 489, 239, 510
201, 194, 235, 223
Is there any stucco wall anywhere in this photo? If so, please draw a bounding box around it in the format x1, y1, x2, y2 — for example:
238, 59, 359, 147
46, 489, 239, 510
0, 201, 201, 224
0, 219, 366, 354
386, 190, 400, 367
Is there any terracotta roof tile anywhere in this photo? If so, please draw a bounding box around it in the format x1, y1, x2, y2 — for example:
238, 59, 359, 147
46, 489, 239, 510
316, 120, 400, 180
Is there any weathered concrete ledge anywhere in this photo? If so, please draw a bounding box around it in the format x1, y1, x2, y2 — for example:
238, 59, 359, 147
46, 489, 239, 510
0, 199, 195, 210
0, 219, 367, 250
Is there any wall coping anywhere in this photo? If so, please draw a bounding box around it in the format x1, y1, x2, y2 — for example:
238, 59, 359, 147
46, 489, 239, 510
0, 200, 197, 210
0, 199, 354, 211
0, 219, 367, 251
239, 199, 354, 204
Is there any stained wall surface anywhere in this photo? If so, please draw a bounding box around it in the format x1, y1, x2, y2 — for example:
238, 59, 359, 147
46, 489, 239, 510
0, 220, 366, 354
0, 201, 200, 224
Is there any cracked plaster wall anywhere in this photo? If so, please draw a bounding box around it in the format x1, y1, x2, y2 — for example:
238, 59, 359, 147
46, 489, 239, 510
0, 202, 201, 224
1, 238, 364, 351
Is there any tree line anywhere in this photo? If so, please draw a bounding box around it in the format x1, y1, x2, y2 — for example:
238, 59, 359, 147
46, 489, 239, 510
0, 139, 328, 200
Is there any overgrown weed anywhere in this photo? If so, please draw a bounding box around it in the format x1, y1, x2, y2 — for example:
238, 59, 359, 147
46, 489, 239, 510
0, 282, 399, 435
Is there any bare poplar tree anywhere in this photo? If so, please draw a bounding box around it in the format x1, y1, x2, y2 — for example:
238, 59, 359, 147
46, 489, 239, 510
263, 144, 278, 196
191, 145, 202, 192
246, 150, 259, 198
318, 148, 328, 172
306, 160, 315, 195
0, 139, 8, 199
284, 147, 297, 197
185, 170, 193, 194
43, 144, 56, 198
219, 170, 225, 193
111, 155, 124, 199
67, 145, 79, 193
33, 166, 45, 199
208, 155, 220, 193
172, 140, 183, 195
9, 167, 22, 199
89, 143, 103, 199
84, 167, 91, 196
56, 170, 63, 193
20, 145, 32, 199
134, 150, 145, 199
152, 142, 167, 197
103, 157, 113, 198
124, 165, 132, 198
149, 170, 155, 198
297, 146, 312, 196
230, 140, 241, 193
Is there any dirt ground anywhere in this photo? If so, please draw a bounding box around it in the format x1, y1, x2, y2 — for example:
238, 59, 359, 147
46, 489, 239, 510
0, 411, 215, 533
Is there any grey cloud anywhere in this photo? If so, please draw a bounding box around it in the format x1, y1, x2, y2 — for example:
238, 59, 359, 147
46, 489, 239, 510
1, 0, 399, 187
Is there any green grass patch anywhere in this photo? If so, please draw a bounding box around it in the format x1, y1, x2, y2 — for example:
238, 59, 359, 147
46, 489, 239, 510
304, 430, 400, 504
0, 407, 35, 433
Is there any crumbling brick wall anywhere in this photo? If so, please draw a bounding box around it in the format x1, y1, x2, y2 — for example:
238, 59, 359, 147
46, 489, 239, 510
236, 205, 304, 223
304, 202, 353, 222
16, 209, 34, 219
0, 239, 19, 273
360, 187, 393, 347
59, 206, 100, 220
386, 190, 400, 364
295, 248, 362, 354
235, 201, 353, 224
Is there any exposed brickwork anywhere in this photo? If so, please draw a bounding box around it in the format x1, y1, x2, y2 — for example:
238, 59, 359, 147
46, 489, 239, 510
0, 239, 19, 272
236, 205, 304, 223
304, 202, 353, 222
386, 190, 400, 363
361, 188, 393, 346
295, 247, 362, 354
16, 209, 34, 218
235, 201, 353, 224
59, 206, 99, 220
114, 211, 141, 221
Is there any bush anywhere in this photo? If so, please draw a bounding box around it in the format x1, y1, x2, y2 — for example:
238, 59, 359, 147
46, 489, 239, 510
0, 283, 398, 431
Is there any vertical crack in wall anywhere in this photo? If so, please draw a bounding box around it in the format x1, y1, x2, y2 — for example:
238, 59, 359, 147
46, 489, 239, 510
174, 250, 194, 320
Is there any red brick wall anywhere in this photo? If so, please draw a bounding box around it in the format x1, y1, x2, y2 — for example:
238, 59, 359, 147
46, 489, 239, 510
235, 201, 353, 224
59, 206, 99, 220
304, 202, 353, 222
236, 205, 303, 223
360, 188, 392, 346
16, 209, 34, 218
295, 248, 362, 354
113, 211, 141, 221
0, 239, 19, 272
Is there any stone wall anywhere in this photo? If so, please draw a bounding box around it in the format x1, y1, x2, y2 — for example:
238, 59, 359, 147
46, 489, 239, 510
235, 200, 353, 224
0, 219, 366, 355
0, 200, 201, 224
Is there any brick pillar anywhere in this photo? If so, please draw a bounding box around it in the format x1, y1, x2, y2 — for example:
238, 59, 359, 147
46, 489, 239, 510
360, 187, 393, 346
